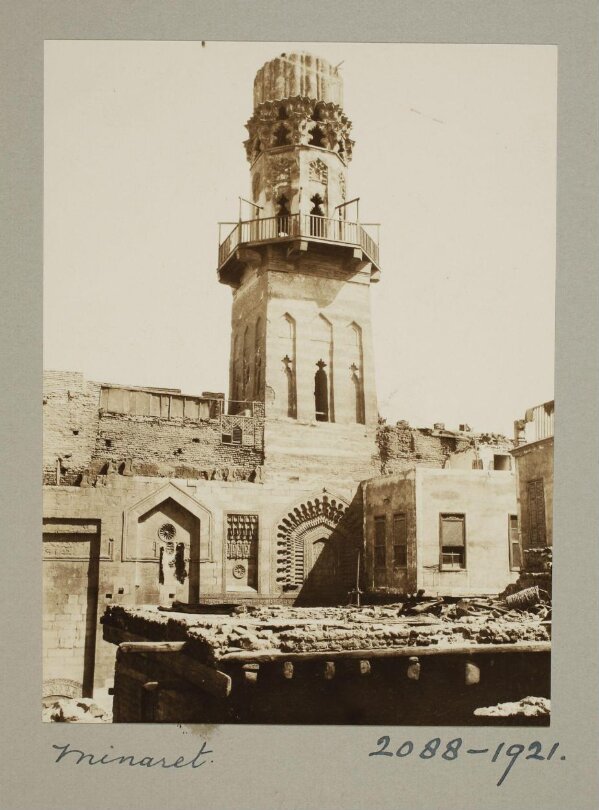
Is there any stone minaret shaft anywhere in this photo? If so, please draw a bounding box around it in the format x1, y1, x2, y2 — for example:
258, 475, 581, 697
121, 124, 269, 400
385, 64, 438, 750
217, 52, 381, 435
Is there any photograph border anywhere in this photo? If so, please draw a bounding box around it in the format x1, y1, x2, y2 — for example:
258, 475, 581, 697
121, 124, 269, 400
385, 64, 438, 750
2, 2, 598, 809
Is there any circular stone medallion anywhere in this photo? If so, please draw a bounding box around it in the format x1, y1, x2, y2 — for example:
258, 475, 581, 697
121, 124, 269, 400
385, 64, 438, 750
158, 522, 177, 542
232, 563, 246, 579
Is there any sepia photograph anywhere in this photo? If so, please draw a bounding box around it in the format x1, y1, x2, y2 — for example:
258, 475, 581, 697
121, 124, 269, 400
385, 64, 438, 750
42, 41, 556, 726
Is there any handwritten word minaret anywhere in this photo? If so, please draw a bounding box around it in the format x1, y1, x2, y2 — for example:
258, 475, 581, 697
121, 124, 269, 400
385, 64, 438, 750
217, 52, 381, 482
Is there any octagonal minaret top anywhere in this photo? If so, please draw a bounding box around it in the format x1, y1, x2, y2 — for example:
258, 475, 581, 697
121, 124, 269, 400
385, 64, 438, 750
218, 51, 380, 287
253, 52, 344, 108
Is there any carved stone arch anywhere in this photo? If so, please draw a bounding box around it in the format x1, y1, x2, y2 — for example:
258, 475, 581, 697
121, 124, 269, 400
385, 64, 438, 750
122, 481, 213, 563
274, 490, 350, 593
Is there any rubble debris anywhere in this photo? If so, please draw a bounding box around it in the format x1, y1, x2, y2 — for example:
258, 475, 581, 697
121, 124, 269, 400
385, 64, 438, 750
474, 696, 550, 718
504, 586, 547, 610
103, 598, 550, 664
42, 697, 112, 723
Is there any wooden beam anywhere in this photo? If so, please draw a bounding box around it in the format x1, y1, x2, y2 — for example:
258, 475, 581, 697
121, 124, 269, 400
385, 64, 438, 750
464, 661, 481, 686
218, 641, 551, 664
147, 653, 232, 699
406, 656, 420, 681
118, 641, 187, 654
108, 635, 232, 699
323, 661, 335, 680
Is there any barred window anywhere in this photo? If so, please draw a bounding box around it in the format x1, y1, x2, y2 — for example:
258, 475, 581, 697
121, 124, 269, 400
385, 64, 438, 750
527, 479, 546, 546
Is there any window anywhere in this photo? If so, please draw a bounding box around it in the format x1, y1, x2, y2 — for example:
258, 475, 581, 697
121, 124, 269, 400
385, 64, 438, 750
309, 124, 325, 147
440, 514, 466, 570
493, 454, 511, 471
374, 516, 386, 568
527, 479, 546, 546
509, 514, 521, 571
314, 360, 329, 422
231, 426, 242, 444
392, 513, 407, 567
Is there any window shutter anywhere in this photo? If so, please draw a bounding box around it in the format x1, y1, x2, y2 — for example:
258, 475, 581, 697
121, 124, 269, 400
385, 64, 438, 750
528, 480, 546, 546
509, 514, 521, 570
393, 513, 407, 567
441, 515, 465, 547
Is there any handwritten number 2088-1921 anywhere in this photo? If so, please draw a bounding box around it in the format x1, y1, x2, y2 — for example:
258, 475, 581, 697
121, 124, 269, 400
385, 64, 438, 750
368, 736, 562, 786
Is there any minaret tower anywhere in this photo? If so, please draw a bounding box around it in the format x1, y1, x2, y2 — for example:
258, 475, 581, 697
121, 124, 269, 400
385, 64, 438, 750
217, 52, 381, 480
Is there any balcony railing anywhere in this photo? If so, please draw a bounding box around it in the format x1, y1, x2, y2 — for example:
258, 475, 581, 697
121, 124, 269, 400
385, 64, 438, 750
514, 400, 554, 446
526, 402, 554, 442
218, 213, 380, 269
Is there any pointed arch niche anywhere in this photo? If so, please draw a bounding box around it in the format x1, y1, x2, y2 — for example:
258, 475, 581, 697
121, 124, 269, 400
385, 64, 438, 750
348, 322, 365, 424
122, 483, 214, 603
274, 491, 356, 604
278, 313, 297, 418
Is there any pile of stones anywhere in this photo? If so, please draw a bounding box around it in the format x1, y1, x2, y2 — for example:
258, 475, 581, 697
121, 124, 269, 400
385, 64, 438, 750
104, 596, 550, 663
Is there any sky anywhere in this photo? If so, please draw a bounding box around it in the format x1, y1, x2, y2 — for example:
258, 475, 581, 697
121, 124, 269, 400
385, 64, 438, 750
44, 41, 556, 435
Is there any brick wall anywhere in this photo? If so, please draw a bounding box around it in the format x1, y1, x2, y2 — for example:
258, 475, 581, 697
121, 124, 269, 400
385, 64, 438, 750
43, 372, 265, 485
43, 371, 102, 485
92, 411, 263, 480
376, 422, 472, 474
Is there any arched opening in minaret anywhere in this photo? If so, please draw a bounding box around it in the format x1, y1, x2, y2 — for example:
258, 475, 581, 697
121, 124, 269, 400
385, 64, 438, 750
309, 124, 326, 148
276, 194, 291, 236
310, 194, 325, 237
337, 139, 345, 158
311, 104, 325, 122
314, 360, 329, 422
273, 123, 291, 147
277, 104, 288, 120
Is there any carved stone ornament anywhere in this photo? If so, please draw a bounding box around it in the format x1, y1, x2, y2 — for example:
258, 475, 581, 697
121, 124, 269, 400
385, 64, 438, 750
309, 158, 328, 184
232, 563, 246, 579
266, 156, 295, 201
268, 157, 293, 188
227, 513, 259, 560
158, 522, 177, 542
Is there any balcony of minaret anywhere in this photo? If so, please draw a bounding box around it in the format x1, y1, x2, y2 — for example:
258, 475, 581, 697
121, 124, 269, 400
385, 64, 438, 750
217, 211, 381, 287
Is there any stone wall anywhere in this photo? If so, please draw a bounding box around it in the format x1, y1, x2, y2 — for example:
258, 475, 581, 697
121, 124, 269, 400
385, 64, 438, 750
43, 475, 360, 698
43, 371, 103, 485
415, 468, 519, 597
43, 372, 265, 486
376, 422, 469, 473
376, 420, 512, 476
512, 437, 554, 550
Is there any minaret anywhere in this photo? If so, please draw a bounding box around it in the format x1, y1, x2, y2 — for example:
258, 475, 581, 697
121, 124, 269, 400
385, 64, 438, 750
217, 52, 381, 480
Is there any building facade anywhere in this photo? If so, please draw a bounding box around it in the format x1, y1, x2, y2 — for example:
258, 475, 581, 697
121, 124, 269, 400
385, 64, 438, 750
362, 467, 520, 598
43, 52, 521, 706
510, 401, 554, 593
